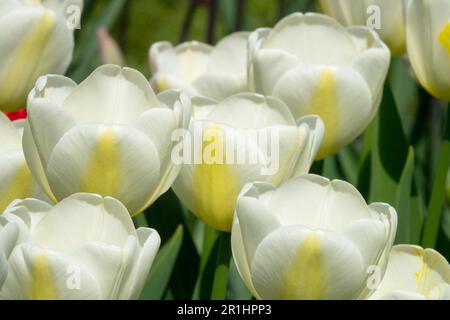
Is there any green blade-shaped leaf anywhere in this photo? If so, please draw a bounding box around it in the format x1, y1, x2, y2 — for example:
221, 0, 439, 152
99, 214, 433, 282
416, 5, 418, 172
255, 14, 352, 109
395, 147, 415, 244
140, 225, 184, 300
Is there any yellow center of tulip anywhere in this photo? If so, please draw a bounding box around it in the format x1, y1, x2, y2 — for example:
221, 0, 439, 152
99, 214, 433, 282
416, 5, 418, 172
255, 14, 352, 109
284, 232, 324, 299
0, 10, 55, 112
0, 163, 34, 213
193, 124, 239, 232
438, 21, 450, 55
30, 252, 57, 300
304, 67, 339, 160
80, 127, 121, 199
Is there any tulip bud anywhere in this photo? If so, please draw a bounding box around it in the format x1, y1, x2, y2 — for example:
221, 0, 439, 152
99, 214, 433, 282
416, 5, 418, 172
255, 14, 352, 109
248, 12, 391, 159
0, 0, 82, 112
149, 32, 249, 100
23, 65, 192, 215
231, 174, 397, 299
172, 94, 324, 232
370, 245, 450, 299
0, 113, 42, 213
97, 28, 125, 66
0, 194, 161, 299
405, 0, 450, 100
320, 0, 406, 56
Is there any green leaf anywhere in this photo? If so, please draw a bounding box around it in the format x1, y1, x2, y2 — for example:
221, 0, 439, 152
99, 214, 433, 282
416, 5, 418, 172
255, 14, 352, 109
337, 146, 358, 186
422, 105, 450, 248
67, 0, 127, 82
211, 232, 231, 300
369, 85, 408, 204
395, 147, 415, 244
140, 225, 184, 300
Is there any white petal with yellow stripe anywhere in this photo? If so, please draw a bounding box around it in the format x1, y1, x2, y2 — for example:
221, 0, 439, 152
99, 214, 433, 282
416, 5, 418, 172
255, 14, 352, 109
0, 0, 81, 112
24, 65, 192, 215
370, 245, 450, 300
231, 174, 397, 300
172, 93, 324, 231
248, 12, 390, 159
0, 193, 160, 300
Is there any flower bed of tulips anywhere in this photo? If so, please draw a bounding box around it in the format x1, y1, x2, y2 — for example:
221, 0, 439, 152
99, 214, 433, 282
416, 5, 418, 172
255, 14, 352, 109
0, 0, 450, 300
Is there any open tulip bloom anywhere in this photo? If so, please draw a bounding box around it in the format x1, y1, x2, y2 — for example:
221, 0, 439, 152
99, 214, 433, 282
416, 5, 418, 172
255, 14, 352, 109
232, 174, 397, 300
172, 93, 324, 231
149, 32, 249, 101
0, 193, 160, 299
0, 0, 81, 112
0, 113, 42, 213
23, 64, 191, 216
248, 12, 390, 159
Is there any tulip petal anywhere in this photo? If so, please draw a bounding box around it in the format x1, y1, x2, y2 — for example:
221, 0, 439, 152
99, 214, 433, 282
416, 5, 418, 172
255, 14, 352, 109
0, 244, 101, 299
266, 175, 372, 229
251, 226, 365, 299
31, 194, 136, 251
370, 245, 450, 300
46, 125, 161, 214
262, 12, 358, 65
0, 112, 21, 152
272, 64, 372, 158
62, 65, 159, 124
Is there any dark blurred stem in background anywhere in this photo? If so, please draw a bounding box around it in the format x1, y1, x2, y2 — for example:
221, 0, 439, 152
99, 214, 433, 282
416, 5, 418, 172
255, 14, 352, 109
119, 0, 131, 54
179, 0, 198, 43
278, 0, 286, 19
207, 0, 218, 44
235, 0, 245, 31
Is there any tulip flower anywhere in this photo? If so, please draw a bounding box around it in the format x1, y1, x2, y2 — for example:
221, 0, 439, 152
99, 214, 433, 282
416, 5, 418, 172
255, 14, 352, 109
320, 0, 406, 56
0, 193, 160, 300
0, 113, 42, 213
172, 93, 324, 232
97, 28, 126, 66
248, 12, 390, 159
370, 245, 450, 300
405, 0, 450, 100
0, 0, 82, 112
4, 109, 27, 121
23, 65, 192, 215
149, 32, 250, 100
0, 215, 20, 290
231, 174, 397, 299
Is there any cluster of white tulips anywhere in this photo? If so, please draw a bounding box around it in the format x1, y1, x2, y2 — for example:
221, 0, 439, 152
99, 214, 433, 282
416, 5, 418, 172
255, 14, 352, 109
0, 0, 449, 300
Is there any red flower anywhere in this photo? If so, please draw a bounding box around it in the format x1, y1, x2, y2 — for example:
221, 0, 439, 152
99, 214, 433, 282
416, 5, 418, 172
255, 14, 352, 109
4, 109, 27, 121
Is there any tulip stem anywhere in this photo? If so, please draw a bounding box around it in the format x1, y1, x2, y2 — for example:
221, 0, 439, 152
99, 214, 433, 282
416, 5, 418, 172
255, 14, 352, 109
211, 232, 231, 300
422, 104, 450, 248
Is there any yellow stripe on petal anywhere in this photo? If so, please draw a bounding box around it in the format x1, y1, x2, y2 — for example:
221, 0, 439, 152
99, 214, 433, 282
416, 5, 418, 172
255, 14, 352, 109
80, 127, 121, 198
193, 125, 239, 232
0, 10, 55, 112
0, 164, 34, 213
413, 249, 434, 296
30, 252, 57, 300
283, 232, 324, 299
304, 67, 339, 159
438, 21, 450, 55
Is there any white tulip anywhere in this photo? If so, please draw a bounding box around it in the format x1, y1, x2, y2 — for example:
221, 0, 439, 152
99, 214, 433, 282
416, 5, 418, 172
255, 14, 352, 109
172, 93, 324, 232
248, 12, 390, 159
405, 0, 450, 100
23, 64, 192, 215
0, 113, 43, 213
0, 214, 21, 290
0, 0, 82, 112
370, 245, 450, 300
0, 193, 160, 300
320, 0, 406, 56
149, 32, 249, 100
231, 174, 397, 299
